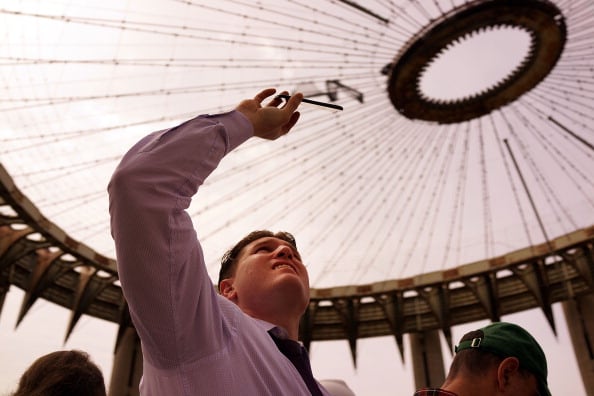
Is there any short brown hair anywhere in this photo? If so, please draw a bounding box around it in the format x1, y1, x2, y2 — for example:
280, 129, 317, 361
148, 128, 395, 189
13, 350, 106, 396
218, 230, 297, 290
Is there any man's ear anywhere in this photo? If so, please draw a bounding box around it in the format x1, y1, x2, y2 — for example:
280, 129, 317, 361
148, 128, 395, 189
219, 279, 237, 301
496, 356, 521, 391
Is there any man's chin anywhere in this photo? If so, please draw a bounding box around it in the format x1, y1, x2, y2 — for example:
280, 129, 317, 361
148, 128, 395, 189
272, 276, 309, 297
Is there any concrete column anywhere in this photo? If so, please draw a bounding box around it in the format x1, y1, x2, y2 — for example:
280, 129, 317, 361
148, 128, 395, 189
108, 327, 143, 396
409, 329, 446, 389
562, 294, 594, 396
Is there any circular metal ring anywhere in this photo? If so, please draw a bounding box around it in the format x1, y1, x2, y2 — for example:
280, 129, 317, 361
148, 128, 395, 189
386, 0, 566, 124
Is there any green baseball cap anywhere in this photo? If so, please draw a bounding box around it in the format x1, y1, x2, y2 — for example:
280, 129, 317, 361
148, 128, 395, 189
455, 322, 551, 396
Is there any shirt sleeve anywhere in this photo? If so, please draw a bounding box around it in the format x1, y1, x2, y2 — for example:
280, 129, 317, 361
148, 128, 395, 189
108, 110, 253, 368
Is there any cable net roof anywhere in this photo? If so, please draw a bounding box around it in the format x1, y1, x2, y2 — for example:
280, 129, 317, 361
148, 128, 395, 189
1, 0, 593, 289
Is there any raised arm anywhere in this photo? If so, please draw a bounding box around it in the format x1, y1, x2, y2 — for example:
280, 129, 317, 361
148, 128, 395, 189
107, 89, 302, 368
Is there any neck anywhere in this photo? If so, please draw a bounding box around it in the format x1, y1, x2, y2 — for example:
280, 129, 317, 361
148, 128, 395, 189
235, 288, 307, 341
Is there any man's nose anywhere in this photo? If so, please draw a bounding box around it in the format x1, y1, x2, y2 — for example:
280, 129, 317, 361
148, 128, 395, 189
274, 245, 293, 259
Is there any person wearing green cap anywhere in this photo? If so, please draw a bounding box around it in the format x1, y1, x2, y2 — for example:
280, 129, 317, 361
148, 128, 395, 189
413, 321, 551, 396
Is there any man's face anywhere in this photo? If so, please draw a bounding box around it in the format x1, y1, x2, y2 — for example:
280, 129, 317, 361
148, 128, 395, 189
221, 237, 310, 314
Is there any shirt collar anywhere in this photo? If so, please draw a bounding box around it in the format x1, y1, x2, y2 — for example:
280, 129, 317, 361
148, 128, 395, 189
252, 318, 284, 334
261, 322, 305, 346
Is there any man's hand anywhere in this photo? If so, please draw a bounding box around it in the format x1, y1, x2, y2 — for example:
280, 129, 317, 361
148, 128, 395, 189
235, 88, 303, 140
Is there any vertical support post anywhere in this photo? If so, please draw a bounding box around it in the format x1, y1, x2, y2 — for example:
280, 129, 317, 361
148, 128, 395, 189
109, 327, 142, 396
409, 330, 446, 389
562, 294, 594, 396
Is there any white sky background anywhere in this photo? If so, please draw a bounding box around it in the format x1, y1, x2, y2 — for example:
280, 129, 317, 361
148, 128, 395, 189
0, 0, 593, 394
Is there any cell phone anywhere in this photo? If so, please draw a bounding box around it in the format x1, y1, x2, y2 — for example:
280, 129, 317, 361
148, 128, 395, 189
276, 94, 343, 111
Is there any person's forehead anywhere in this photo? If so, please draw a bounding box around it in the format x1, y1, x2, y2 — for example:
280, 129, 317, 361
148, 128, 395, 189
236, 237, 295, 261
247, 236, 294, 249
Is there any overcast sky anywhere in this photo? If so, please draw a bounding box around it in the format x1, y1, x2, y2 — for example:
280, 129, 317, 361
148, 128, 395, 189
1, 0, 592, 394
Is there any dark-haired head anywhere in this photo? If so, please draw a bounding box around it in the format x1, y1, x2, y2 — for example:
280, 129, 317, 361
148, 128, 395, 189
13, 350, 106, 396
218, 230, 297, 291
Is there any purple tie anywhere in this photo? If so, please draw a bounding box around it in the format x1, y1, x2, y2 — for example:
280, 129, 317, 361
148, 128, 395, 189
268, 330, 323, 396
